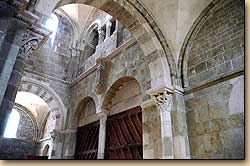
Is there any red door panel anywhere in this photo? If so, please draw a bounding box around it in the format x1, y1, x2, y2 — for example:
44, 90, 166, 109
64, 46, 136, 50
105, 106, 143, 159
75, 121, 99, 159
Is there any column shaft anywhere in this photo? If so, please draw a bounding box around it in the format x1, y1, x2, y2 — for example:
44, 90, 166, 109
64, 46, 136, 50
0, 55, 26, 136
97, 112, 108, 159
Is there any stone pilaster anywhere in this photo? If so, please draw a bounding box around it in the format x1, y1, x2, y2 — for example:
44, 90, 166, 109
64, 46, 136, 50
171, 86, 190, 159
69, 47, 80, 80
97, 110, 108, 159
61, 129, 77, 159
153, 90, 174, 159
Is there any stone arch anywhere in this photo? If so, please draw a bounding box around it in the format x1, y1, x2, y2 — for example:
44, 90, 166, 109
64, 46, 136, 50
86, 22, 100, 35
178, 0, 243, 88
101, 76, 142, 112
18, 77, 67, 131
55, 8, 79, 47
77, 97, 96, 116
49, 0, 176, 88
68, 94, 99, 129
53, 12, 75, 47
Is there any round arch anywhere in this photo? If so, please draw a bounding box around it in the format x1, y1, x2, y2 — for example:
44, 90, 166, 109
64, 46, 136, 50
101, 76, 142, 111
18, 77, 67, 131
76, 96, 97, 119
55, 8, 79, 47
69, 96, 98, 129
178, 0, 231, 88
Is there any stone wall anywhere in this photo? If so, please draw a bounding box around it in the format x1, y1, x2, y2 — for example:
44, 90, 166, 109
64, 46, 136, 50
184, 0, 244, 159
70, 41, 151, 118
0, 138, 37, 159
186, 0, 244, 87
110, 79, 141, 115
25, 12, 74, 82
185, 76, 244, 159
16, 108, 36, 140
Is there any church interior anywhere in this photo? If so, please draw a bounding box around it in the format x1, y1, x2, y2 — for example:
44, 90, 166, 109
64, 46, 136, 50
0, 0, 244, 159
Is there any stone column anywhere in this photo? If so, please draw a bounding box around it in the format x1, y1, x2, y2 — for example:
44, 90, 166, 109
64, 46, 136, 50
105, 20, 112, 40
0, 1, 50, 140
97, 110, 108, 159
0, 30, 42, 136
97, 27, 105, 45
153, 90, 174, 159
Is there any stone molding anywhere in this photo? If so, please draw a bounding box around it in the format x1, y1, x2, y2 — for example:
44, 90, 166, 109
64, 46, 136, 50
184, 69, 244, 95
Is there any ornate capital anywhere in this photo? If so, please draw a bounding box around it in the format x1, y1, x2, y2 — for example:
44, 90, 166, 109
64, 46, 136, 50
96, 58, 105, 70
154, 90, 173, 112
17, 31, 40, 59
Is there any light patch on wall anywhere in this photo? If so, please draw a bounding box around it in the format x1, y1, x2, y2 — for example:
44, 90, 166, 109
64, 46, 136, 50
46, 13, 59, 46
4, 108, 20, 138
14, 91, 49, 129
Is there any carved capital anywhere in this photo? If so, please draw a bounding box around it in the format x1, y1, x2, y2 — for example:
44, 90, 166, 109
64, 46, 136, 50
95, 58, 105, 94
153, 90, 173, 112
17, 31, 40, 59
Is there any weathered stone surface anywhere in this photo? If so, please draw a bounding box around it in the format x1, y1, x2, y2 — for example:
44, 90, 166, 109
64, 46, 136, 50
0, 138, 37, 159
185, 76, 244, 159
186, 0, 244, 87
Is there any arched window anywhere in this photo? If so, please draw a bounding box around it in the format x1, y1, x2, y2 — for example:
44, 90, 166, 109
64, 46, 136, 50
84, 28, 99, 59
3, 108, 20, 138
110, 20, 116, 36
45, 13, 59, 46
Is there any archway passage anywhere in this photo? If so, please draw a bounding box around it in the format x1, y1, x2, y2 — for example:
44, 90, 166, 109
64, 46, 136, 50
105, 106, 142, 159
75, 121, 100, 159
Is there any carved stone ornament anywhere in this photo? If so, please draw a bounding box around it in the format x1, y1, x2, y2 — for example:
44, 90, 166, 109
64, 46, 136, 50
17, 31, 39, 59
95, 58, 105, 94
154, 90, 173, 112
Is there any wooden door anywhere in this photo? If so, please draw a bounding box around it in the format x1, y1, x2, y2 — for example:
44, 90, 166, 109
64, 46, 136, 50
75, 121, 99, 159
105, 106, 143, 159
